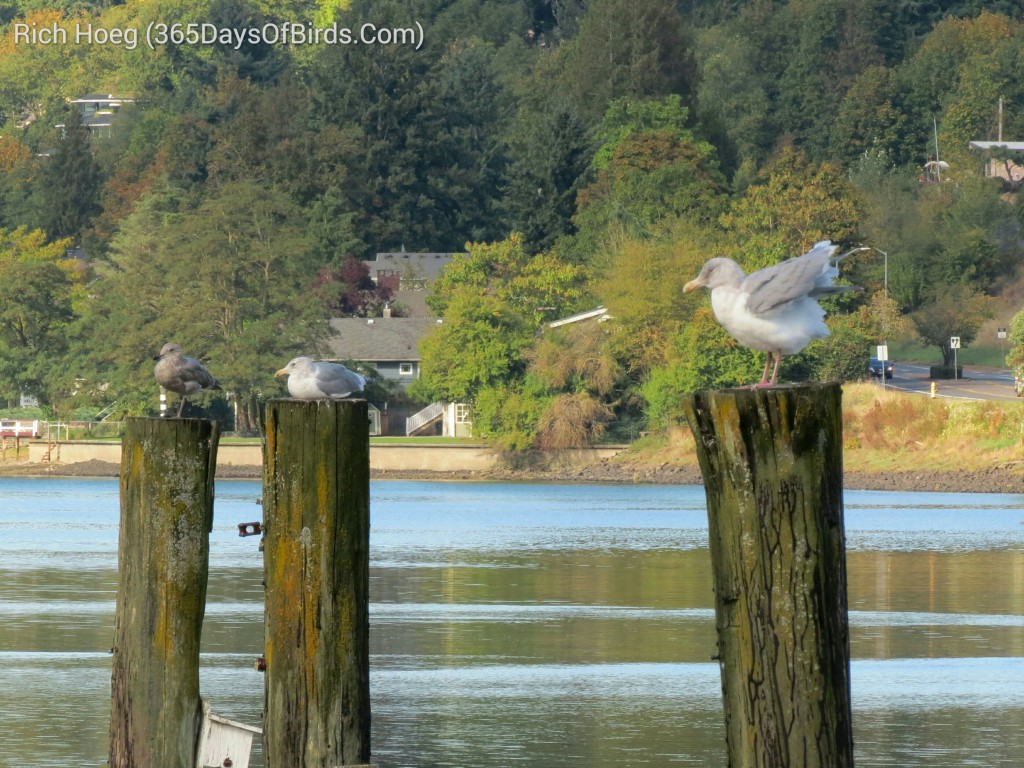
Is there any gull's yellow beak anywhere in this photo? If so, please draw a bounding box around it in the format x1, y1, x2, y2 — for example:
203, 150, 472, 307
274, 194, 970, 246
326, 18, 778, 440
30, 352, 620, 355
683, 278, 703, 293
274, 368, 288, 377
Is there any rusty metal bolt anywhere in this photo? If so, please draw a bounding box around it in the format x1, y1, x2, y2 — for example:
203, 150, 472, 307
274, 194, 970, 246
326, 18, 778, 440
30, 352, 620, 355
237, 521, 262, 537
254, 656, 267, 672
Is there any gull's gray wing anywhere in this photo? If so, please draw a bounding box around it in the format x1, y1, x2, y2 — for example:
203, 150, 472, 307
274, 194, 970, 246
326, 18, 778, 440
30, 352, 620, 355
180, 356, 220, 390
313, 362, 366, 396
156, 354, 219, 394
742, 241, 841, 315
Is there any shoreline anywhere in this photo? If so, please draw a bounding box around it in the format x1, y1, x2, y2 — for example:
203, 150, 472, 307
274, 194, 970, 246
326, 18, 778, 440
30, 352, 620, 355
1, 458, 1022, 493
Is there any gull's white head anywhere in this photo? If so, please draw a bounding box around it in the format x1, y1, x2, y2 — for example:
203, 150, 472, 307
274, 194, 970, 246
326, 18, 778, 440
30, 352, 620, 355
275, 357, 314, 378
684, 258, 745, 293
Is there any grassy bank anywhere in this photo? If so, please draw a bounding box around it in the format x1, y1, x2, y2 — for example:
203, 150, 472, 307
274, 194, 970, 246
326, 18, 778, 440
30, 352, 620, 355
613, 383, 1024, 475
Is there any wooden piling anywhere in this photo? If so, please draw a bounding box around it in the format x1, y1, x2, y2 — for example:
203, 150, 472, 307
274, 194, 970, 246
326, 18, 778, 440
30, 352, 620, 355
683, 383, 854, 767
109, 417, 220, 768
262, 399, 371, 767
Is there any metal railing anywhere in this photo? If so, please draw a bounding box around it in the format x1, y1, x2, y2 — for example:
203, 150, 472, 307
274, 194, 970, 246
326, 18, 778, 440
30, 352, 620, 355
405, 402, 444, 436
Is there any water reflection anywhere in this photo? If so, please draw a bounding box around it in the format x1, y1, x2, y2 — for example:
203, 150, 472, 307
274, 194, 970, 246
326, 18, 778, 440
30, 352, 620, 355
1, 478, 1023, 766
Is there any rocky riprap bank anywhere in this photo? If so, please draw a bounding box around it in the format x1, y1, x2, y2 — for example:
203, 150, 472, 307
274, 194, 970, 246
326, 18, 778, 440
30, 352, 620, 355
5, 457, 1023, 494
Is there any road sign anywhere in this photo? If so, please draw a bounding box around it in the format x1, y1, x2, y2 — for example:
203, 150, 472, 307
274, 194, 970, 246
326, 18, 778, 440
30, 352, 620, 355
876, 344, 888, 361
950, 337, 961, 349
998, 328, 1007, 339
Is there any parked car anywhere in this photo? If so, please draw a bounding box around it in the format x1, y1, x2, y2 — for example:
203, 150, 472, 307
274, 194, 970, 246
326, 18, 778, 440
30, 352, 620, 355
869, 357, 894, 379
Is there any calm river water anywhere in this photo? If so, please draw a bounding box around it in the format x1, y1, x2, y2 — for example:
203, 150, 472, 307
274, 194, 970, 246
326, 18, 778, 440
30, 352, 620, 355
1, 477, 1023, 767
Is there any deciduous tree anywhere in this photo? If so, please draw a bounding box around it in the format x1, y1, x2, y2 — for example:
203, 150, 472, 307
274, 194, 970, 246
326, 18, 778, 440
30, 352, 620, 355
0, 227, 77, 405
911, 284, 992, 366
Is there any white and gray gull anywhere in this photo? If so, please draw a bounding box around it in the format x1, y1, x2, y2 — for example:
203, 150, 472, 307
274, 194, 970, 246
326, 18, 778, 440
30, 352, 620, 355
153, 342, 222, 416
683, 240, 859, 388
275, 357, 367, 400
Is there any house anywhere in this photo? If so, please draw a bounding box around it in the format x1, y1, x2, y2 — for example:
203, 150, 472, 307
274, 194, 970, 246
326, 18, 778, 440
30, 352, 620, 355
327, 315, 473, 437
369, 252, 457, 290
326, 316, 443, 390
369, 252, 459, 317
55, 94, 135, 139
968, 140, 1024, 185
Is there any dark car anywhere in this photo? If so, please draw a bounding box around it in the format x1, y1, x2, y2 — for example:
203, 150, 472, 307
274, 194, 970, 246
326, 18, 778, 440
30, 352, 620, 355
869, 357, 894, 379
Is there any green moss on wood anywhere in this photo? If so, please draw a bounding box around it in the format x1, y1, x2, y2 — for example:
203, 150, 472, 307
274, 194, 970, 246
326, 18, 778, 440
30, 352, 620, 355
683, 384, 853, 768
109, 417, 219, 768
262, 399, 371, 767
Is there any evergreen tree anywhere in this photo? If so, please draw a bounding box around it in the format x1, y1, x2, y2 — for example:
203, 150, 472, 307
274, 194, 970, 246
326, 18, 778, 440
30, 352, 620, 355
504, 106, 591, 254
39, 110, 103, 242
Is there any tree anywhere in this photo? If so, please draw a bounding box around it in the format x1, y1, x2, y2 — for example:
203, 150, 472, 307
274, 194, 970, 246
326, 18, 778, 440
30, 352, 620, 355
414, 290, 531, 403
693, 14, 778, 179
558, 0, 697, 123
527, 320, 623, 447
911, 284, 992, 366
853, 169, 1019, 314
312, 257, 393, 318
0, 227, 77, 406
721, 147, 862, 267
596, 230, 717, 376
427, 234, 588, 325
572, 97, 728, 256
833, 65, 914, 167
75, 181, 324, 429
415, 234, 588, 405
307, 5, 512, 254
1005, 307, 1024, 375
38, 111, 104, 242
471, 376, 552, 452
504, 106, 592, 254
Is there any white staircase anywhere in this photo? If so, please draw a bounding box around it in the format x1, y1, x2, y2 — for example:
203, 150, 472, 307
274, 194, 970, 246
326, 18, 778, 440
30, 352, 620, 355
94, 401, 118, 421
405, 402, 444, 436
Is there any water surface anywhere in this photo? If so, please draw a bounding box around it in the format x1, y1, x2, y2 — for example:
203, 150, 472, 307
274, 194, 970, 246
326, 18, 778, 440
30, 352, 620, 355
1, 478, 1023, 766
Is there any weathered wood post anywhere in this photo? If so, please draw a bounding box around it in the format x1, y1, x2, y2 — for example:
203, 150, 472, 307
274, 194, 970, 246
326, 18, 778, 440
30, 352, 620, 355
110, 417, 220, 768
683, 383, 854, 767
262, 399, 371, 767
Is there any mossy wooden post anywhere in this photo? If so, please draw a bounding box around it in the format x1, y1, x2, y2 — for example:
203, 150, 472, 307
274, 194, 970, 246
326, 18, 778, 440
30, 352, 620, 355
683, 383, 854, 767
109, 417, 220, 768
263, 399, 371, 767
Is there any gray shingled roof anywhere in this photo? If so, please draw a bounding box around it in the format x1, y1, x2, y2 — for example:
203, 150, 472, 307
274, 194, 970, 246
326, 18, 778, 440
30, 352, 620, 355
327, 317, 443, 362
370, 252, 457, 282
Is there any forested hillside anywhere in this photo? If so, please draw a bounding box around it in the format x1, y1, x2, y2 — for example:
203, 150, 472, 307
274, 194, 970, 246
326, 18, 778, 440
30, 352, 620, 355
1, 0, 1022, 443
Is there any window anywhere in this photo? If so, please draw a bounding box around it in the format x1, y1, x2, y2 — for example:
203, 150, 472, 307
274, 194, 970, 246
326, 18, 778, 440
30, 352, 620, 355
455, 403, 471, 424
399, 362, 414, 376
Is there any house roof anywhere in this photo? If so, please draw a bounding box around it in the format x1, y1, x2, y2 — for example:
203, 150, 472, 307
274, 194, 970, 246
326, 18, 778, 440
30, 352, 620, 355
969, 141, 1024, 152
57, 94, 134, 130
370, 252, 458, 282
327, 317, 443, 362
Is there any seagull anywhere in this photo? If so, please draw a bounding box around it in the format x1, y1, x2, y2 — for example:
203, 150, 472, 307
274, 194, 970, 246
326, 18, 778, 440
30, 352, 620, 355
683, 240, 859, 388
275, 357, 367, 400
153, 342, 222, 416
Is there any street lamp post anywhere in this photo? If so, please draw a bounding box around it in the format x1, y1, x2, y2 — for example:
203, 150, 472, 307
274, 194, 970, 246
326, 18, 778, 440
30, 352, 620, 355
851, 245, 891, 387
880, 248, 888, 298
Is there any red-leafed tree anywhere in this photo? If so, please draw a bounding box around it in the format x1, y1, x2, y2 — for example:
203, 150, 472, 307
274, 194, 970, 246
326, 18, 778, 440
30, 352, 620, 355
313, 257, 394, 317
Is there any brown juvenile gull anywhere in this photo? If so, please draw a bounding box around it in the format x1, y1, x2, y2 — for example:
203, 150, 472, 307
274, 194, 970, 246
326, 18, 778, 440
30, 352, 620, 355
683, 240, 859, 388
275, 357, 367, 400
153, 342, 222, 416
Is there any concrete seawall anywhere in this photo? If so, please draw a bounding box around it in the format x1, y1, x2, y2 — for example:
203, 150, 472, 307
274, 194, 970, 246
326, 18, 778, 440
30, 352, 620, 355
27, 440, 626, 473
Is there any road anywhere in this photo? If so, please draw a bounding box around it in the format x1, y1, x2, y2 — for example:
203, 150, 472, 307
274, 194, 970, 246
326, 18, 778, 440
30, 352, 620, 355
871, 363, 1022, 402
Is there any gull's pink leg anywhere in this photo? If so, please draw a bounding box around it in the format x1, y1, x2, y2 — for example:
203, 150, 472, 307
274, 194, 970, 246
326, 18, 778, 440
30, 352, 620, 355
750, 353, 774, 388
753, 352, 783, 388
766, 352, 782, 386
